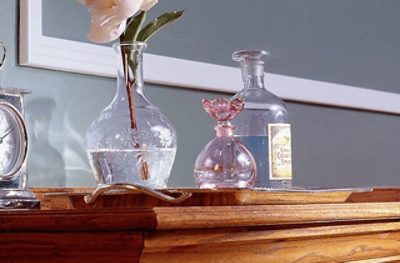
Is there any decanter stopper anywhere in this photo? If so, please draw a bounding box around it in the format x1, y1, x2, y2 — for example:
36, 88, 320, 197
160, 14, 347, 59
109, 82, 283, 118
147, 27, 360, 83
193, 98, 257, 189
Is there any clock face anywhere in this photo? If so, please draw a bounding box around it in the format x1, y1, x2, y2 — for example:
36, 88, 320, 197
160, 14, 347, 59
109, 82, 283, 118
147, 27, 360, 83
0, 103, 26, 178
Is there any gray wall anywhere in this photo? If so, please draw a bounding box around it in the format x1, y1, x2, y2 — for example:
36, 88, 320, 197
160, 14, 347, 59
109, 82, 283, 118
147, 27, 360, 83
0, 0, 399, 188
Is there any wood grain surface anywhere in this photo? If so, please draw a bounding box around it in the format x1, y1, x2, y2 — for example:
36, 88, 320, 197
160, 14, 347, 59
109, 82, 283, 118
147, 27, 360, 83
34, 187, 371, 210
144, 222, 400, 248
153, 202, 400, 230
346, 188, 400, 203
348, 255, 400, 262
0, 188, 399, 262
0, 208, 156, 232
142, 222, 400, 262
141, 230, 400, 263
0, 232, 143, 263
2, 196, 400, 231
34, 187, 400, 210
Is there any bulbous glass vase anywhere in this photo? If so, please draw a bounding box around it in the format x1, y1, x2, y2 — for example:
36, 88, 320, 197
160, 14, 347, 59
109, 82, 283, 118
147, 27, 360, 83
194, 98, 256, 189
86, 42, 177, 188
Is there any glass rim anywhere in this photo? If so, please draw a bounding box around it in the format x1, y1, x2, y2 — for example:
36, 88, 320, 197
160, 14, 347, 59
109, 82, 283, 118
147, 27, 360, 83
232, 50, 269, 62
112, 41, 147, 51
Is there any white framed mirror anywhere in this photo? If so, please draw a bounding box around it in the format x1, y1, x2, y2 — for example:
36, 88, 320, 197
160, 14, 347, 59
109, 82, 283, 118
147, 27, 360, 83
19, 0, 400, 115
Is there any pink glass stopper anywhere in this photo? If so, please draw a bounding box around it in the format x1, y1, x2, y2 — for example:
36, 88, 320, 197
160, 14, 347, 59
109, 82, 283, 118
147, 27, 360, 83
202, 98, 244, 122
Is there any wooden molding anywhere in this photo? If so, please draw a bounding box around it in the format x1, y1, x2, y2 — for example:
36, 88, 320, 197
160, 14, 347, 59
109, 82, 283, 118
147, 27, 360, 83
1, 188, 400, 262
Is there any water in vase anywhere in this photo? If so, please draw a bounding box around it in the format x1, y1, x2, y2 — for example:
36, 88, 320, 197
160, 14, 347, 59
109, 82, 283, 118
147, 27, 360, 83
89, 149, 176, 188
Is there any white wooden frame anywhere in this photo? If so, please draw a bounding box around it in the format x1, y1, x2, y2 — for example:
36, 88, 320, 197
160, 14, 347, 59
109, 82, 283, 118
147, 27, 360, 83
19, 0, 400, 115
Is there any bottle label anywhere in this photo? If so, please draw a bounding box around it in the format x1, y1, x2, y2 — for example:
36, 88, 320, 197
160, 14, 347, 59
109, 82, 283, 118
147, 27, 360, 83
268, 124, 292, 180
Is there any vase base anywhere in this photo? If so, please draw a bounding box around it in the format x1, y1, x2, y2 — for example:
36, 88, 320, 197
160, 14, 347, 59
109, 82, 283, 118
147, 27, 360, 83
89, 148, 175, 188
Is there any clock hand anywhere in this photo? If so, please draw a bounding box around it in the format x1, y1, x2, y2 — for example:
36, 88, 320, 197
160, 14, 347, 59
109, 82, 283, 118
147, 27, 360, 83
0, 127, 14, 144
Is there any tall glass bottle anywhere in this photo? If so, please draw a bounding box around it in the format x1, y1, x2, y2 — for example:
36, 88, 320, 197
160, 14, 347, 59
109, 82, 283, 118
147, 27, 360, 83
231, 50, 292, 189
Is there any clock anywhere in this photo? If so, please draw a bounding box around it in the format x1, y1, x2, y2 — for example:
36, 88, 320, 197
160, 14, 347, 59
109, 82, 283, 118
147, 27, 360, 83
0, 42, 38, 208
0, 88, 39, 208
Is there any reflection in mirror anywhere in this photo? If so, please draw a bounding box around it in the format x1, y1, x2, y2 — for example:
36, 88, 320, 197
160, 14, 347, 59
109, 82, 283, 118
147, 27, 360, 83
27, 98, 66, 186
18, 0, 400, 189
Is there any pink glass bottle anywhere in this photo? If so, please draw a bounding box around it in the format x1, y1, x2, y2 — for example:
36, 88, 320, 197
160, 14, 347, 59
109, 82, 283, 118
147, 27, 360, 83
193, 98, 256, 189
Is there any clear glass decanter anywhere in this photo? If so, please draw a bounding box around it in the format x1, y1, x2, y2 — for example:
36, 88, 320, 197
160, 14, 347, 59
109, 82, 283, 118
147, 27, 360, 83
194, 98, 256, 189
231, 50, 292, 189
86, 42, 177, 188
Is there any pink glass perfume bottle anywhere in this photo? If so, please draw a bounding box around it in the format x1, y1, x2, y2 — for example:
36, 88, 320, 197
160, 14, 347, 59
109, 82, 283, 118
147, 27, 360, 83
194, 98, 256, 189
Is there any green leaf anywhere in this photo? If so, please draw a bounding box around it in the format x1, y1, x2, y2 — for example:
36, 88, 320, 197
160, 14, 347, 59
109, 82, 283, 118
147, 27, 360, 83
137, 10, 184, 42
121, 11, 147, 42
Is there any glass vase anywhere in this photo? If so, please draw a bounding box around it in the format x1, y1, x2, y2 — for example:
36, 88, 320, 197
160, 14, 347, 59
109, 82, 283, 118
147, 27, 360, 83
231, 50, 292, 189
86, 42, 177, 188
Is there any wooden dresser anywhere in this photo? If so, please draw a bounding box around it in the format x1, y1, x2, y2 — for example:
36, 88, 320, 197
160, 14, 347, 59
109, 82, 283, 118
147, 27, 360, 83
1, 188, 400, 262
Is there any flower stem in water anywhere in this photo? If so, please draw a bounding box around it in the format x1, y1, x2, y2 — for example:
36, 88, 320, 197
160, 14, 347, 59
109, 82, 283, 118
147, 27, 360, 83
121, 44, 150, 181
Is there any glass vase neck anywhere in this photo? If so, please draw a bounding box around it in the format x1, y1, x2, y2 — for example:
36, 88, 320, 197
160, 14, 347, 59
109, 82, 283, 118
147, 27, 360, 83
215, 121, 234, 137
233, 50, 268, 90
114, 41, 148, 106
